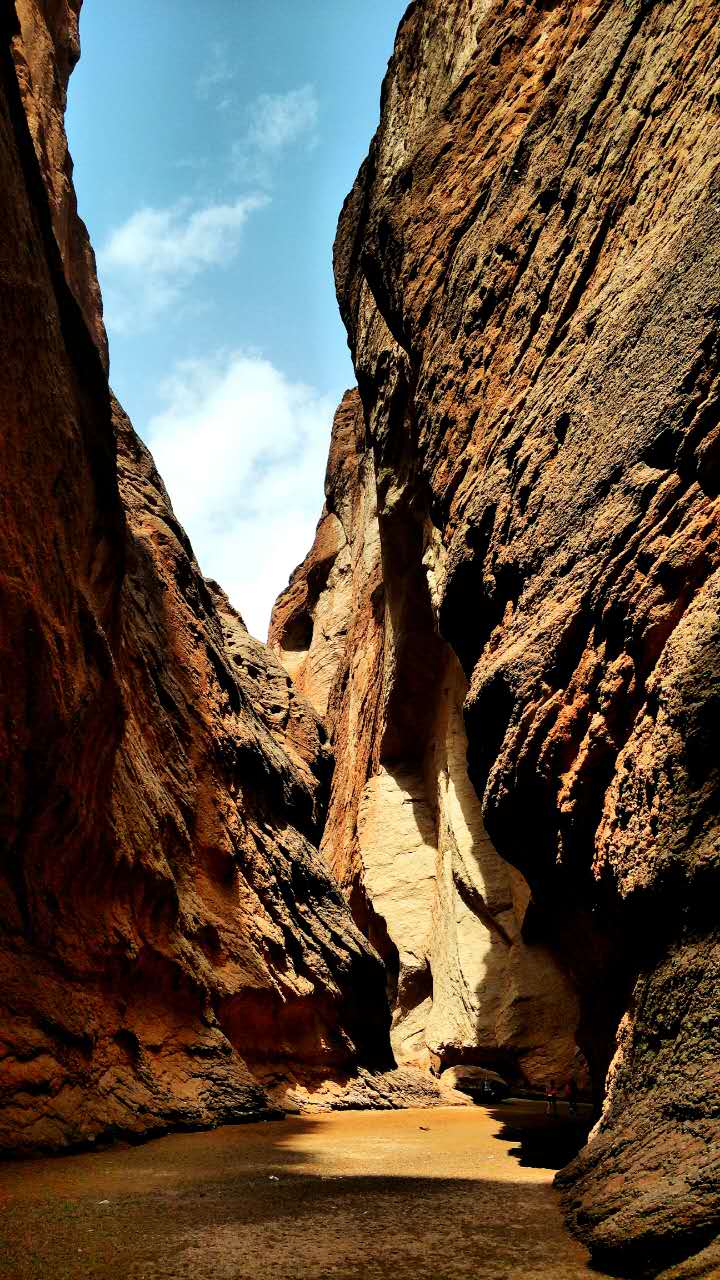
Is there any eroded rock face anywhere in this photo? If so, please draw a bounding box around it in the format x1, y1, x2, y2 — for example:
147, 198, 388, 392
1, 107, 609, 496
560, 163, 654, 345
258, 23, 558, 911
0, 0, 392, 1153
11, 0, 107, 364
324, 0, 720, 1273
271, 393, 583, 1087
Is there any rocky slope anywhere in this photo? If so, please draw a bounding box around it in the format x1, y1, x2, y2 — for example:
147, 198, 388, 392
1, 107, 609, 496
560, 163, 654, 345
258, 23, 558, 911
0, 0, 396, 1153
276, 0, 720, 1274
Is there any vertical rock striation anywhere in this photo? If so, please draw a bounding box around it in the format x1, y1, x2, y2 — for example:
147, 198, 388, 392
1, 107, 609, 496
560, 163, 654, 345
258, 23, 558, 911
11, 0, 107, 363
276, 0, 720, 1274
4, 1, 719, 1274
0, 0, 392, 1153
271, 393, 582, 1085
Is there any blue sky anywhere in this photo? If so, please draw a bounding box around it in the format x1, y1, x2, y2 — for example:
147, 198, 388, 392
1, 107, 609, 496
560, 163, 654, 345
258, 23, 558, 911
66, 1, 407, 637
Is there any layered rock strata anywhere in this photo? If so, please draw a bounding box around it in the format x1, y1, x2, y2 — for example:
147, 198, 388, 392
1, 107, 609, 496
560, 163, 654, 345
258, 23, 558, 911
278, 0, 720, 1274
0, 0, 393, 1153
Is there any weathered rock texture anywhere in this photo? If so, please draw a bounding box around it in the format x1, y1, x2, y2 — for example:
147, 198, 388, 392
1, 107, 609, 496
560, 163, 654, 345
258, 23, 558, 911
277, 0, 720, 1274
11, 0, 107, 365
0, 0, 395, 1153
271, 393, 583, 1085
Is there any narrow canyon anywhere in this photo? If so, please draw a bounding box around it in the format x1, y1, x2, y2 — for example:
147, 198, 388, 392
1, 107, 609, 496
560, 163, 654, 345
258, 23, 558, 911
0, 2, 718, 1279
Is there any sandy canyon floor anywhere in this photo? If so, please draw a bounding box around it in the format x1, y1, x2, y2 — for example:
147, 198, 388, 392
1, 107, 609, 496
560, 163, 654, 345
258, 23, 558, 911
0, 1103, 610, 1279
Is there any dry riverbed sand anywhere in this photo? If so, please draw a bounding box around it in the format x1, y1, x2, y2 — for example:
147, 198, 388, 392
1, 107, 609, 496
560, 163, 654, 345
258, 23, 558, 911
0, 1103, 610, 1279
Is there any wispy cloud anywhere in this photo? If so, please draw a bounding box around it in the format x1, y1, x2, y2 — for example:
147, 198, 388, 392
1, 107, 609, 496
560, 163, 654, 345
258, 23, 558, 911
99, 76, 320, 334
145, 351, 333, 639
196, 41, 234, 102
246, 85, 319, 152
233, 84, 319, 183
99, 195, 267, 333
196, 37, 319, 156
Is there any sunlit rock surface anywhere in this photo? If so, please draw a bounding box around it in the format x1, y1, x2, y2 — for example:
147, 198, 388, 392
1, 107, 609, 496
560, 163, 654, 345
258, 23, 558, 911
276, 0, 720, 1274
0, 0, 394, 1153
271, 394, 582, 1087
3, 2, 719, 1274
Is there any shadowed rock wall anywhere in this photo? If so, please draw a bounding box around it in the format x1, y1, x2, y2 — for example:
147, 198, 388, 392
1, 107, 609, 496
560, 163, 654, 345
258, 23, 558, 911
271, 392, 583, 1087
4, 1, 719, 1273
12, 0, 107, 363
276, 0, 720, 1274
0, 0, 393, 1153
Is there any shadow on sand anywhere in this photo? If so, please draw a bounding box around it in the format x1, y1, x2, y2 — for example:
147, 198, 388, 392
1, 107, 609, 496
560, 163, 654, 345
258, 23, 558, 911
0, 1109, 612, 1280
485, 1100, 595, 1171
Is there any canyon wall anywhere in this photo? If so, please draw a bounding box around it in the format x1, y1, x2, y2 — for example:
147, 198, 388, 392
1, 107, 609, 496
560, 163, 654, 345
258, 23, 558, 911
276, 0, 720, 1275
3, 0, 718, 1273
271, 391, 583, 1088
0, 0, 395, 1153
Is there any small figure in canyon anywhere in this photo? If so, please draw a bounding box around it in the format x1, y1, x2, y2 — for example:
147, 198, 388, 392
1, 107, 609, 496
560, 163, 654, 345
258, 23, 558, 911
545, 1081, 558, 1116
565, 1078, 579, 1117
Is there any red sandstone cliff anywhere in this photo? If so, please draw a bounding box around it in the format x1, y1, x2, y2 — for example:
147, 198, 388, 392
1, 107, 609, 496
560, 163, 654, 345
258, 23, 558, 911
0, 0, 395, 1152
4, 0, 719, 1272
11, 0, 107, 364
275, 0, 720, 1274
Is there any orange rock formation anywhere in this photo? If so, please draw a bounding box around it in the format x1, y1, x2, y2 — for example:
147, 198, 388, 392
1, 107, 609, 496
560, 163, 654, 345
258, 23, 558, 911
0, 0, 393, 1153
1, 1, 718, 1277
274, 1, 720, 1274
271, 393, 583, 1089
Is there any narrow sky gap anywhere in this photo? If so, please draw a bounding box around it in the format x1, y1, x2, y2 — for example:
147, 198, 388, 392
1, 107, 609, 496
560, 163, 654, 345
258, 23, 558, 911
66, 1, 407, 638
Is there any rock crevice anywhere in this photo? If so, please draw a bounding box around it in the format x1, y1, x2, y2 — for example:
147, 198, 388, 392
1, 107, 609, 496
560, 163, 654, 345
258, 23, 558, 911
271, 392, 583, 1088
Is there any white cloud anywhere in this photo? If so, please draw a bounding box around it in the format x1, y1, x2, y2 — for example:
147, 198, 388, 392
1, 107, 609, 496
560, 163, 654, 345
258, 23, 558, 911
145, 351, 334, 639
197, 47, 319, 158
99, 195, 267, 333
99, 80, 318, 333
246, 84, 319, 152
196, 42, 234, 101
233, 84, 319, 183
